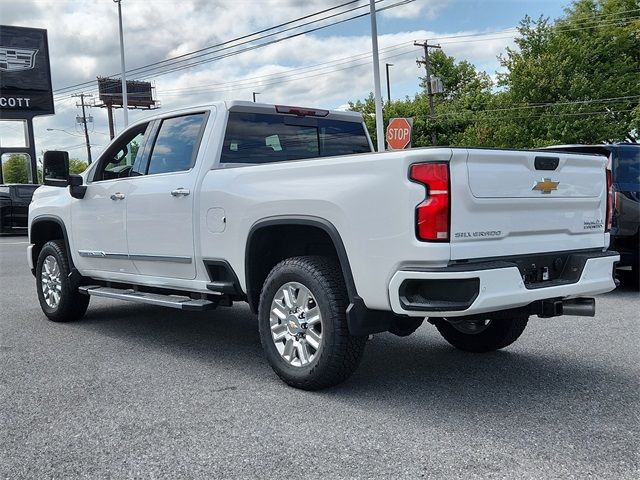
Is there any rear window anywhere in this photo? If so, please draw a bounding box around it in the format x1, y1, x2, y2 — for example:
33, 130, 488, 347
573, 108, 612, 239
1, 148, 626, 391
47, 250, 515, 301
220, 112, 371, 165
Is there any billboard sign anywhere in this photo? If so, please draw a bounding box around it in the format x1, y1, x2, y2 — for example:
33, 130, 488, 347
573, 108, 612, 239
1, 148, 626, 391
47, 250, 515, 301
0, 26, 54, 118
97, 77, 157, 108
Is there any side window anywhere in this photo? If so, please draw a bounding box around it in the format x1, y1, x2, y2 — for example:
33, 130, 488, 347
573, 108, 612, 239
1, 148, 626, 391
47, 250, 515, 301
147, 113, 205, 175
94, 124, 149, 182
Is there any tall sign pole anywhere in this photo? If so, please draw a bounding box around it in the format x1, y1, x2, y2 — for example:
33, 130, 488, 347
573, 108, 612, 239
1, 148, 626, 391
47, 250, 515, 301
415, 40, 441, 146
115, 0, 128, 127
369, 0, 385, 152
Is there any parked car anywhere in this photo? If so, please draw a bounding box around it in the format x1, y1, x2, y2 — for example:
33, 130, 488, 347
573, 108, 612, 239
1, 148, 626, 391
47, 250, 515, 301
0, 184, 40, 234
544, 143, 639, 272
28, 101, 618, 389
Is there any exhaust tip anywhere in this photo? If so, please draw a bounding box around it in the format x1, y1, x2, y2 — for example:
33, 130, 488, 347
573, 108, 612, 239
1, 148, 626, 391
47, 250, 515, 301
562, 298, 596, 317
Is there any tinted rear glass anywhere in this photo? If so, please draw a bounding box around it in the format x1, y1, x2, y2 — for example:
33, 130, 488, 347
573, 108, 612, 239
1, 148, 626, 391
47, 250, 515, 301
613, 145, 639, 191
220, 112, 371, 165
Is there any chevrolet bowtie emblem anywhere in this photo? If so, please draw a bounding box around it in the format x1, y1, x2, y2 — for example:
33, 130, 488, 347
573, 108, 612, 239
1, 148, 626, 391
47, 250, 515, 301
533, 178, 559, 194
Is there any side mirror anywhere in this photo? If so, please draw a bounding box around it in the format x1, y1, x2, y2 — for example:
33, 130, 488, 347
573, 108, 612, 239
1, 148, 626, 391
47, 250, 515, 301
43, 151, 69, 187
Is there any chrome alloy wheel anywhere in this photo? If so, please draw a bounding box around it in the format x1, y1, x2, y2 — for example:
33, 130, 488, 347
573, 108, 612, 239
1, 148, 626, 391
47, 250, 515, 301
269, 281, 322, 367
450, 318, 492, 335
41, 255, 62, 309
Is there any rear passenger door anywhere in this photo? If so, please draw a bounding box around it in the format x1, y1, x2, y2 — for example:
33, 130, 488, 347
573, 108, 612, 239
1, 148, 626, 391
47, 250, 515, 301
125, 112, 208, 279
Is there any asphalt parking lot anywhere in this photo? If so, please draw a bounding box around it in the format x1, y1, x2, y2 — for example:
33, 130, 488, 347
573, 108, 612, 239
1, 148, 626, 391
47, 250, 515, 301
1, 235, 638, 479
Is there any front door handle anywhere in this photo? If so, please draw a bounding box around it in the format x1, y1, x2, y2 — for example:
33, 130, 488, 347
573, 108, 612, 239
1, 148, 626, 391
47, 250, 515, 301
110, 192, 125, 201
171, 188, 190, 197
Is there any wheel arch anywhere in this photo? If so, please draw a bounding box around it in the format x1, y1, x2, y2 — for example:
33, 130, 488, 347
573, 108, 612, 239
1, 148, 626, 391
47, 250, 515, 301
244, 216, 357, 314
30, 215, 75, 274
244, 215, 397, 336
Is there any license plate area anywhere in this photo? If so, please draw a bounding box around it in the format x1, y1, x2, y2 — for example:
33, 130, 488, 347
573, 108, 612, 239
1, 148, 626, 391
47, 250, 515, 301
513, 252, 590, 288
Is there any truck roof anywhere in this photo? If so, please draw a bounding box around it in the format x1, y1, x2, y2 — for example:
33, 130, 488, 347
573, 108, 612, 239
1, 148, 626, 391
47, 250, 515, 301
136, 100, 364, 124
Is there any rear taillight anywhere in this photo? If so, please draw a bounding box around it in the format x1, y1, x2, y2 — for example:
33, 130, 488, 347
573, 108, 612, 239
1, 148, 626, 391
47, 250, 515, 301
606, 167, 613, 231
410, 162, 450, 241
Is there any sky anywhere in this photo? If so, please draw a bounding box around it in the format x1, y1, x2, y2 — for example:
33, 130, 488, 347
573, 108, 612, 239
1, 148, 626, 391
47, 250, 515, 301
0, 0, 568, 162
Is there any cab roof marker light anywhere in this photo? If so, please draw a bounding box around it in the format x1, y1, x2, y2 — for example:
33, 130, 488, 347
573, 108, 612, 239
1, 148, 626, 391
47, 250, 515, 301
275, 105, 329, 117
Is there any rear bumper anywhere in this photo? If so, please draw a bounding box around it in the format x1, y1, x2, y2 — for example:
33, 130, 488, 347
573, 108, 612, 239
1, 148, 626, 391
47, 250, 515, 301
388, 251, 619, 317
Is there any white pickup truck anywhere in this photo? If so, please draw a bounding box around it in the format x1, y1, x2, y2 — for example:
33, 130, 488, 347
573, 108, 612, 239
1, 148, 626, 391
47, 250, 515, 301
29, 101, 618, 389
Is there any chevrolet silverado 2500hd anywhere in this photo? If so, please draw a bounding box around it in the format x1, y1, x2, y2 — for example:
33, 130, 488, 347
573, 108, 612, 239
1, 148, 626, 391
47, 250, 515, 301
28, 101, 619, 389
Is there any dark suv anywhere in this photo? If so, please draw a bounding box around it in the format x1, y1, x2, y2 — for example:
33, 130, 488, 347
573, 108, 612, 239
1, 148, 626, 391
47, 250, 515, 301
544, 144, 639, 272
0, 184, 40, 234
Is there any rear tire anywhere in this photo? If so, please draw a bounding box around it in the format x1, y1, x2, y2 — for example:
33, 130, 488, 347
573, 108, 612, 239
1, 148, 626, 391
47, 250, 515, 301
432, 313, 529, 353
36, 240, 89, 322
258, 256, 367, 390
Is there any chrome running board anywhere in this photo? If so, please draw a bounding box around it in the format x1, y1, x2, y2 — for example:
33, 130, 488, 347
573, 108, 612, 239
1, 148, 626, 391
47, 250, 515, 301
79, 286, 217, 311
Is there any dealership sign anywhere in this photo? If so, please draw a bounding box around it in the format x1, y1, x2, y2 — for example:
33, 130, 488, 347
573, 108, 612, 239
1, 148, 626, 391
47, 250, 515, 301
0, 26, 54, 118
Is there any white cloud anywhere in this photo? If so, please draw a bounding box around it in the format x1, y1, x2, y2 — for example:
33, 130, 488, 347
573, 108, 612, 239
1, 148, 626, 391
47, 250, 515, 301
381, 0, 450, 19
0, 0, 515, 162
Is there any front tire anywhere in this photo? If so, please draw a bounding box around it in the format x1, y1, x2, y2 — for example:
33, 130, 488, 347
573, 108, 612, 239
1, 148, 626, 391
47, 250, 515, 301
258, 256, 367, 390
36, 240, 89, 322
432, 313, 529, 353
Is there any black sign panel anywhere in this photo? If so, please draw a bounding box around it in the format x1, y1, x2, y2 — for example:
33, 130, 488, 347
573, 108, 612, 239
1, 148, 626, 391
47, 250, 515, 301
0, 25, 54, 118
97, 77, 156, 108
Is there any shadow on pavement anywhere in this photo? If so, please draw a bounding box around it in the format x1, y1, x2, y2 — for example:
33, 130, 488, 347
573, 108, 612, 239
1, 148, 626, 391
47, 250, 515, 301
75, 300, 635, 417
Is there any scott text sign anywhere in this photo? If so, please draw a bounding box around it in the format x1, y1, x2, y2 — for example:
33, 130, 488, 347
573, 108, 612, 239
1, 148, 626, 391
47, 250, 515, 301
0, 26, 54, 118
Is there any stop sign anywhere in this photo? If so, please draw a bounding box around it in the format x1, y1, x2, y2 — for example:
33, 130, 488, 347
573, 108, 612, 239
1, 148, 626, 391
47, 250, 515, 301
386, 117, 412, 150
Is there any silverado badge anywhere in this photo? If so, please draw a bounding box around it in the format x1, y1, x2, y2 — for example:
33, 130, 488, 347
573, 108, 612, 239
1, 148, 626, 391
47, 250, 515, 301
533, 178, 559, 194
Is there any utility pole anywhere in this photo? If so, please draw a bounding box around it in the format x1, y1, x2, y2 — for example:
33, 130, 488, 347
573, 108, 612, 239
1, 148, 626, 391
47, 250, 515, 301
385, 63, 393, 104
414, 40, 441, 146
114, 0, 128, 127
252, 92, 260, 102
72, 93, 93, 164
369, 0, 385, 152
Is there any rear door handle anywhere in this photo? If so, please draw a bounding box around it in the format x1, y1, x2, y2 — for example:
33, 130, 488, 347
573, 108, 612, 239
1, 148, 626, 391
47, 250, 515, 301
110, 192, 125, 201
171, 188, 190, 197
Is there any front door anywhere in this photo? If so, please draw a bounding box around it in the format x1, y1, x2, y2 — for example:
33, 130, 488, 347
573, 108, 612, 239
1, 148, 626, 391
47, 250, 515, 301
71, 123, 150, 274
125, 112, 207, 280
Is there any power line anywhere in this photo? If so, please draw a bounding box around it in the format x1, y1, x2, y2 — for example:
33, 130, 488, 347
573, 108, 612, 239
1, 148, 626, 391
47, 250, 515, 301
129, 0, 414, 82
437, 108, 637, 122
155, 42, 415, 95
51, 5, 639, 107
53, 0, 414, 102
52, 0, 358, 94
53, 0, 401, 96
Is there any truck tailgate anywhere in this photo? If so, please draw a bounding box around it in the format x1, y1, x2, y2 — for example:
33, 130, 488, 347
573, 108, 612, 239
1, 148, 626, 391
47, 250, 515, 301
449, 149, 608, 260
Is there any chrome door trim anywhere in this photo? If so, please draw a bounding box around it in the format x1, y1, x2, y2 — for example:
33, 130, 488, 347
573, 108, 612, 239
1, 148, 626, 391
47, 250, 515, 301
78, 250, 192, 264
129, 253, 192, 264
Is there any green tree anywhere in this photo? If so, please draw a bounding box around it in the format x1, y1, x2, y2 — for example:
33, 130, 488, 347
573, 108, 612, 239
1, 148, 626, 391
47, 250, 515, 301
349, 50, 493, 148
69, 158, 88, 174
468, 0, 640, 146
1, 154, 31, 184
350, 0, 640, 148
